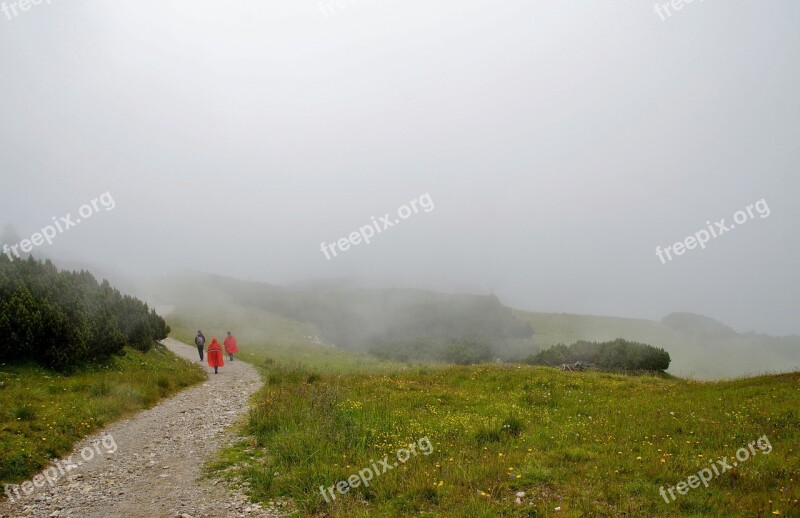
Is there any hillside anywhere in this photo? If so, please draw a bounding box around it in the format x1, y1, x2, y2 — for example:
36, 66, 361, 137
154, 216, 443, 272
517, 311, 800, 379
152, 272, 800, 380
148, 272, 536, 361
167, 302, 404, 375
159, 279, 800, 516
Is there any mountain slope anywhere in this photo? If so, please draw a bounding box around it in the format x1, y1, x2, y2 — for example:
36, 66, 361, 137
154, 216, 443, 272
150, 272, 800, 379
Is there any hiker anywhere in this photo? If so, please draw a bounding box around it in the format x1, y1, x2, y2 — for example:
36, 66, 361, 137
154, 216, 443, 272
207, 338, 224, 374
195, 330, 206, 361
224, 331, 238, 361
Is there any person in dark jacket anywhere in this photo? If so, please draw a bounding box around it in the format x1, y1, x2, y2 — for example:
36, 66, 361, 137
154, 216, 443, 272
195, 330, 206, 361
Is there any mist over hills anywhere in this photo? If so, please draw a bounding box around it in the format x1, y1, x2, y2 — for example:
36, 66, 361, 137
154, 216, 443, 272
148, 271, 533, 350
145, 271, 800, 380
21, 254, 795, 380
16, 255, 797, 380
661, 312, 739, 338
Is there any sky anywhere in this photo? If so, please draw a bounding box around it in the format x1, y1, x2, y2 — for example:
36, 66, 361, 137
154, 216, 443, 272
1, 0, 799, 335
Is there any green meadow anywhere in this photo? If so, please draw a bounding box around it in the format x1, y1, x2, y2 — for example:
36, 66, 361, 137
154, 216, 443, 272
0, 345, 205, 484
214, 363, 799, 516
168, 308, 800, 517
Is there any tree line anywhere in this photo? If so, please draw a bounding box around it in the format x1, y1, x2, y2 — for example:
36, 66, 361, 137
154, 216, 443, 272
0, 256, 169, 370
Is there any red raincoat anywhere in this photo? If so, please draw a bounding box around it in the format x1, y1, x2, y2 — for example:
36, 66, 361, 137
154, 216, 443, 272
224, 335, 238, 354
207, 338, 225, 368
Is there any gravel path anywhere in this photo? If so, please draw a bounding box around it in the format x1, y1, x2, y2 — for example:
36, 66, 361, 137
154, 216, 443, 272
0, 338, 282, 518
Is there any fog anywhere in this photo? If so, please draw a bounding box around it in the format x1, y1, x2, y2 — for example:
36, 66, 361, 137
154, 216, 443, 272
2, 0, 799, 335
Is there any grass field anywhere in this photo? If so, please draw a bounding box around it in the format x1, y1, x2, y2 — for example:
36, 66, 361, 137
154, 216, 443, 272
208, 360, 799, 517
164, 298, 800, 516
164, 306, 800, 517
0, 344, 205, 485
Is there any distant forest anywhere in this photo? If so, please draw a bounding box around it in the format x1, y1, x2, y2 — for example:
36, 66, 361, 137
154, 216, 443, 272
159, 274, 534, 361
237, 284, 534, 351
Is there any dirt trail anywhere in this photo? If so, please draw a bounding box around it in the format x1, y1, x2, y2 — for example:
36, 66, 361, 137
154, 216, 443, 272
0, 338, 281, 518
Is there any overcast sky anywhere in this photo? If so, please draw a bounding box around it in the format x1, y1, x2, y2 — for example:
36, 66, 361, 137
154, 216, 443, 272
1, 0, 798, 334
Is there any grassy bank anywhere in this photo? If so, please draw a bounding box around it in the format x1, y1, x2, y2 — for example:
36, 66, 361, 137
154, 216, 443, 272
215, 364, 799, 517
0, 344, 205, 485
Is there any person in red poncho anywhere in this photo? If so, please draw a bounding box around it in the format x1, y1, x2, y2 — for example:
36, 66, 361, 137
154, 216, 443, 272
224, 331, 238, 361
207, 338, 224, 374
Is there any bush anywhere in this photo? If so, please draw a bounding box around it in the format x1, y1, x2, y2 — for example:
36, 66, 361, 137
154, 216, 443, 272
439, 337, 492, 365
526, 338, 671, 372
0, 256, 170, 369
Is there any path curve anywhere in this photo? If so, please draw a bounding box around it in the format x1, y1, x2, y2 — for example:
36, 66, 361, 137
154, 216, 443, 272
0, 338, 281, 518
